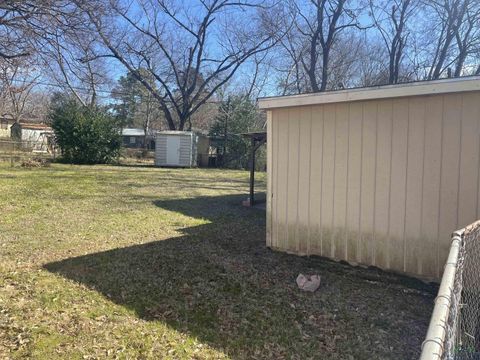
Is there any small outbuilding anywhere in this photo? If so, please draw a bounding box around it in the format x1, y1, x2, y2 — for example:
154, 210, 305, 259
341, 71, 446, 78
258, 76, 480, 280
0, 116, 15, 138
155, 131, 209, 167
10, 122, 54, 152
121, 128, 156, 149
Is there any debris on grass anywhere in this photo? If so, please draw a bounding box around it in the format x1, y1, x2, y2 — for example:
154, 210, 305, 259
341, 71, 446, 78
296, 274, 321, 292
20, 158, 51, 168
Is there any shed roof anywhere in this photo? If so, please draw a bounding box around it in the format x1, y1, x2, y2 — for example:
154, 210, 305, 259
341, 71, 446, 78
122, 128, 158, 137
122, 128, 144, 136
17, 123, 53, 131
258, 76, 480, 110
157, 130, 195, 136
241, 131, 267, 142
0, 115, 15, 123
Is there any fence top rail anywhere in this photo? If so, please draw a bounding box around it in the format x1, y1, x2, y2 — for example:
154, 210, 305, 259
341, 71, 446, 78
420, 219, 480, 360
0, 139, 43, 144
463, 220, 480, 236
420, 229, 464, 360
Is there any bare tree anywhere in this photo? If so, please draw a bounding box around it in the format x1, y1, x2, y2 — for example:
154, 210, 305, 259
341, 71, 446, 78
355, 41, 390, 86
0, 1, 68, 60
425, 0, 471, 79
41, 29, 110, 108
73, 0, 279, 131
0, 1, 110, 107
0, 59, 40, 122
452, 1, 480, 76
369, 0, 419, 84
288, 0, 364, 92
0, 2, 39, 60
276, 16, 309, 94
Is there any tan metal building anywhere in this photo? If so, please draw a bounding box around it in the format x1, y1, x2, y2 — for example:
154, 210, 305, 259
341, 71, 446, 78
258, 77, 480, 280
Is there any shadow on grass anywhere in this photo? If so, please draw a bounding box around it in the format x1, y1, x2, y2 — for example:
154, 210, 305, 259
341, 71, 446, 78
44, 194, 436, 359
113, 162, 156, 169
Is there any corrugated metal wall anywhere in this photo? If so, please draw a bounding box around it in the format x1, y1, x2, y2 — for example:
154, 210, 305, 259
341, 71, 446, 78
267, 91, 480, 280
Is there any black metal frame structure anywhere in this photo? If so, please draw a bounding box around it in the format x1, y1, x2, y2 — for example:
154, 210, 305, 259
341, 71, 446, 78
242, 132, 267, 206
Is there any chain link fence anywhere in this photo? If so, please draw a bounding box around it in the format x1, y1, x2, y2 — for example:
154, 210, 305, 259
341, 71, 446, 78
0, 138, 56, 165
421, 220, 480, 360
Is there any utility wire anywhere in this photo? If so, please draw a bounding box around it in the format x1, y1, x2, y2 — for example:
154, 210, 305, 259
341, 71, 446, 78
5, 78, 222, 103
7, 78, 135, 97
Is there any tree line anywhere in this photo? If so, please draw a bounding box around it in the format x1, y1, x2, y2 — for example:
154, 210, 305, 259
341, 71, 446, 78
1, 0, 479, 132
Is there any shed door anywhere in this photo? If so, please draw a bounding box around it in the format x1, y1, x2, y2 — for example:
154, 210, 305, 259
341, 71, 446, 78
166, 136, 181, 165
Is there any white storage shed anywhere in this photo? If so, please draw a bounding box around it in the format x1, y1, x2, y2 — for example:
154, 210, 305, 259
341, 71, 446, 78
155, 131, 199, 167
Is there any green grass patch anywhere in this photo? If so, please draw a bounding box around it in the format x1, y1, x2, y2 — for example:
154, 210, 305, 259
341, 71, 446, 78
0, 163, 435, 359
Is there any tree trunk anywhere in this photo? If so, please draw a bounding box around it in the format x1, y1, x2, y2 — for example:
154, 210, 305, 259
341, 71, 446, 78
454, 49, 468, 77
307, 38, 319, 92
432, 31, 455, 79
388, 47, 396, 84
320, 48, 330, 92
160, 103, 176, 130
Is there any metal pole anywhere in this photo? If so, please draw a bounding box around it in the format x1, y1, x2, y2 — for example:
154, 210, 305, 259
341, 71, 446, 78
250, 138, 255, 206
10, 141, 14, 167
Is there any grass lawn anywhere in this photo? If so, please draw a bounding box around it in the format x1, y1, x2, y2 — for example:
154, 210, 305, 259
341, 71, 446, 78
0, 163, 436, 359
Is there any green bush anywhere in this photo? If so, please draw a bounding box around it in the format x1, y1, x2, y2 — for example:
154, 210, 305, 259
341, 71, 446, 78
49, 98, 122, 164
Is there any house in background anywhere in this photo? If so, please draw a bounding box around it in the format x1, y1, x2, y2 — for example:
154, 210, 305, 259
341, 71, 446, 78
122, 128, 156, 149
0, 116, 16, 138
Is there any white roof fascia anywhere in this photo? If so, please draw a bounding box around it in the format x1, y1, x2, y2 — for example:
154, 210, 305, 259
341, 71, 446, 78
258, 77, 480, 110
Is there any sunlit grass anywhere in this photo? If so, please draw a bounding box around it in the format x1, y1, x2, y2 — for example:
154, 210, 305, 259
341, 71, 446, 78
0, 162, 434, 359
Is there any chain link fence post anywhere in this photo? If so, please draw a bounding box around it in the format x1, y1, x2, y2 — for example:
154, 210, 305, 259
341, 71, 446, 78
421, 220, 480, 360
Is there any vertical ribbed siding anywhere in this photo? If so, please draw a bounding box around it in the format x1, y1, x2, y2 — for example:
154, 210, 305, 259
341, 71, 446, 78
374, 100, 393, 270
266, 111, 273, 248
269, 91, 480, 280
155, 132, 195, 167
346, 102, 362, 264
297, 107, 312, 255
155, 135, 168, 165
178, 134, 193, 167
309, 106, 324, 256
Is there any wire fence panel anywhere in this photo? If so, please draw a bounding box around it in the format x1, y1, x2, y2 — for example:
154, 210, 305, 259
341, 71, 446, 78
445, 222, 480, 360
421, 221, 480, 360
0, 139, 56, 165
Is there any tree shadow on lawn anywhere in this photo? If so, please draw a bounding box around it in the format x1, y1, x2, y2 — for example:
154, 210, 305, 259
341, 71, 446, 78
44, 194, 437, 359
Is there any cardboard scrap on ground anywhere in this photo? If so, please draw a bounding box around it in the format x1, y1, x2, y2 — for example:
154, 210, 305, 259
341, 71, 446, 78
296, 274, 321, 292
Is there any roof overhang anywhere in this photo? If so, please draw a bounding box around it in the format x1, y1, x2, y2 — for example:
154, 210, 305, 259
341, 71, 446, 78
241, 131, 267, 142
0, 116, 15, 123
157, 130, 194, 135
258, 76, 480, 110
18, 123, 53, 131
